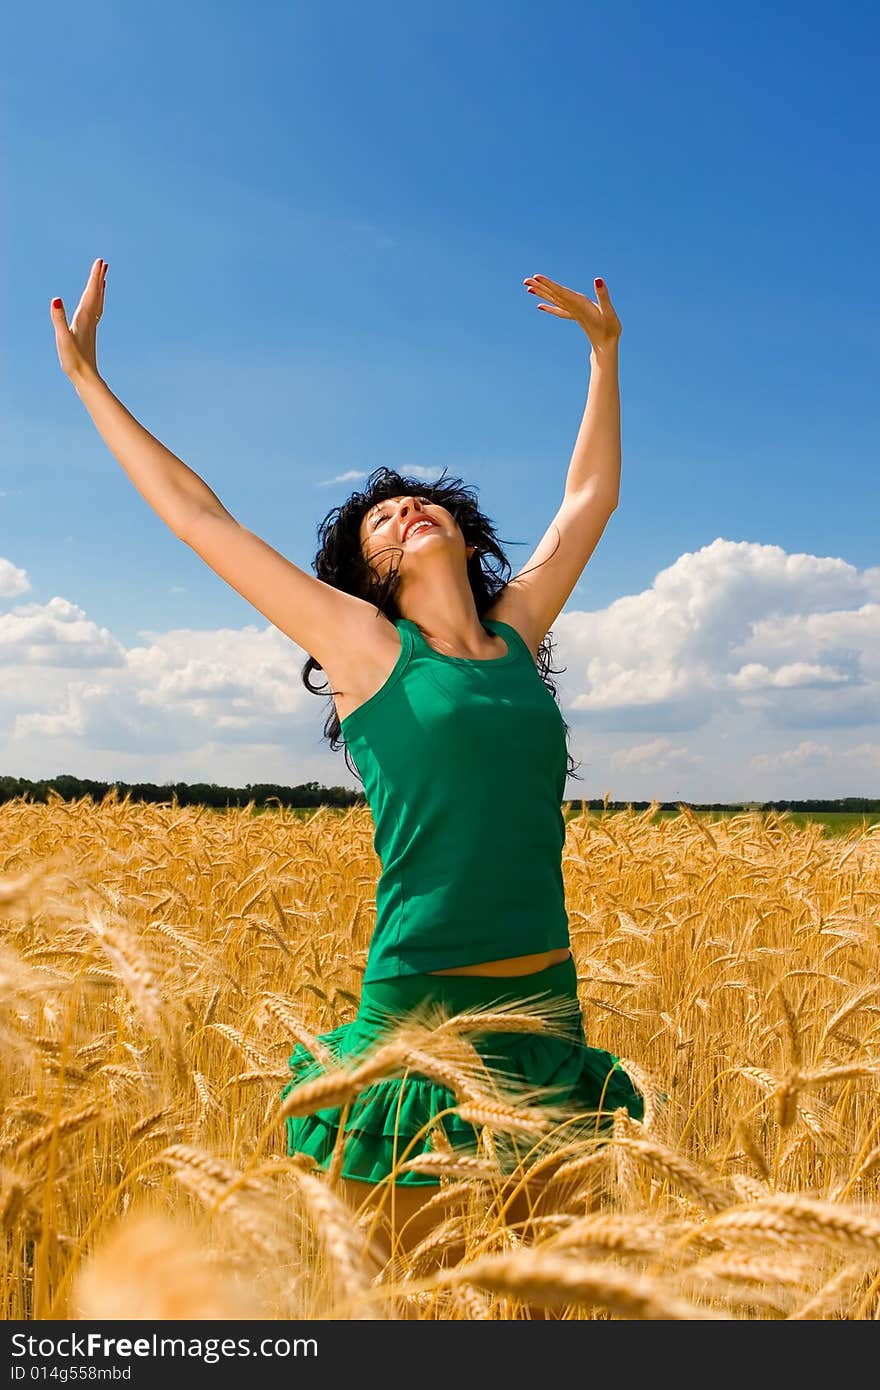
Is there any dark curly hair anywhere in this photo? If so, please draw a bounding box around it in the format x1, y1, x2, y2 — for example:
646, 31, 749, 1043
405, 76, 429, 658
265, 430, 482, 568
301, 465, 583, 785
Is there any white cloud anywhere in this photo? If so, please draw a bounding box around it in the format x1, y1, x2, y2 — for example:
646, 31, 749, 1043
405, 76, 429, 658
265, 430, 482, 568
555, 539, 880, 736
0, 596, 124, 669
750, 740, 833, 772
127, 625, 309, 721
317, 463, 449, 488
0, 557, 30, 600
1, 536, 877, 799
610, 738, 704, 773
728, 662, 850, 691
317, 469, 367, 487
0, 593, 321, 768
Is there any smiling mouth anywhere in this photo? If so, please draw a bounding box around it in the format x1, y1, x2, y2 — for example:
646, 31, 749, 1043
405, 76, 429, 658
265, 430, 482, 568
405, 521, 437, 541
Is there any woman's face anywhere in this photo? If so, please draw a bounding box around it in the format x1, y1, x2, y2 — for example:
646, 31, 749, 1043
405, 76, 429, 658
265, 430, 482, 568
359, 494, 475, 577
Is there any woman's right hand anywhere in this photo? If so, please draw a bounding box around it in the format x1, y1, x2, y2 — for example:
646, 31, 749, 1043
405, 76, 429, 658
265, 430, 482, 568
50, 257, 107, 381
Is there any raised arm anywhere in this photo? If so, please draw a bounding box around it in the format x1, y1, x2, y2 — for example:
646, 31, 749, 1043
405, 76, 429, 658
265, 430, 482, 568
68, 368, 232, 538
50, 259, 225, 538
49, 260, 382, 673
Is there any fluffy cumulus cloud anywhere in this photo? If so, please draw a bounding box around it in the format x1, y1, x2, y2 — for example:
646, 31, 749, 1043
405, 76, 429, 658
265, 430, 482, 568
0, 579, 330, 783
0, 596, 125, 671
555, 539, 880, 730
0, 557, 31, 600
1, 538, 878, 799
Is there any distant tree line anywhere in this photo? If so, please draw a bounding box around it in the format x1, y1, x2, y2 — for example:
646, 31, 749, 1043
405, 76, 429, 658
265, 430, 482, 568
0, 774, 877, 814
0, 774, 365, 810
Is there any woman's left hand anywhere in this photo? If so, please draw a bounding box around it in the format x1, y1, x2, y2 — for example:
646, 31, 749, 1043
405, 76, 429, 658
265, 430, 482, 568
523, 273, 621, 352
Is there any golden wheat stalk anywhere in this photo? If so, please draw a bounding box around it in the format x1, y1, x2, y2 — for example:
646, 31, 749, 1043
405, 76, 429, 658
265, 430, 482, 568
6, 793, 880, 1321
325, 1098, 353, 1188
819, 984, 880, 1047
80, 968, 122, 987
734, 1119, 771, 1182
428, 1121, 454, 1155
800, 1061, 880, 1088
508, 1138, 600, 1189
614, 1136, 734, 1212
398, 1153, 498, 1181
0, 1167, 31, 1229
853, 1145, 880, 1184
437, 1009, 556, 1037
398, 1045, 489, 1104
478, 1124, 500, 1171
158, 1145, 281, 1261
84, 910, 164, 1030
347, 1040, 410, 1086
99, 1064, 146, 1091
545, 1211, 669, 1256
404, 1179, 486, 1221
130, 1106, 174, 1141
208, 1022, 277, 1071
159, 1144, 247, 1191
192, 1070, 221, 1115
772, 1069, 803, 1128
434, 1250, 732, 1319
449, 1283, 492, 1319
686, 1250, 823, 1291
708, 1194, 880, 1254
148, 920, 216, 967
159, 1150, 271, 1206
14, 1104, 103, 1162
546, 1150, 612, 1189
202, 984, 222, 1026
738, 1064, 779, 1094
613, 1056, 657, 1130
454, 1100, 550, 1138
787, 1262, 867, 1320
224, 1069, 291, 1087
75, 1036, 113, 1065
257, 993, 336, 1067
277, 1069, 360, 1119
406, 1217, 468, 1271
287, 1168, 378, 1312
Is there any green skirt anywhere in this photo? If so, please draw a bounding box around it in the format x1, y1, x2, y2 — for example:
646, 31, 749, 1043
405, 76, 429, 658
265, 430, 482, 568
282, 954, 644, 1186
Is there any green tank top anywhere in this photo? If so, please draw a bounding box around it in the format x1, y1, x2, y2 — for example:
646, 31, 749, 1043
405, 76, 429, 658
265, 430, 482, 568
341, 614, 571, 983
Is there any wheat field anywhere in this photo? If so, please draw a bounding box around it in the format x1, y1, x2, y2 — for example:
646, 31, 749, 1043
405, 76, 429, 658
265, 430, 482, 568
2, 791, 879, 1320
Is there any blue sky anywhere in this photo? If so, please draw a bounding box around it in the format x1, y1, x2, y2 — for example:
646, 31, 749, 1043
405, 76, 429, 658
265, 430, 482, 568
2, 0, 878, 801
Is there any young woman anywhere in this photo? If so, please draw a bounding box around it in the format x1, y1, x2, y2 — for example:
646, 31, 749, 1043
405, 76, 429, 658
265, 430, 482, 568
50, 259, 644, 1266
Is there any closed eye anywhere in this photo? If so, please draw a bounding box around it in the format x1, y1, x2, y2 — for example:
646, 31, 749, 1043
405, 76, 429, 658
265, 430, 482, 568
372, 498, 431, 530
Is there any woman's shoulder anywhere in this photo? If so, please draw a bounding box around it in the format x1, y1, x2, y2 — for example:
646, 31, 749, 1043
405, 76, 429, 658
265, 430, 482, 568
482, 592, 541, 661
327, 611, 411, 731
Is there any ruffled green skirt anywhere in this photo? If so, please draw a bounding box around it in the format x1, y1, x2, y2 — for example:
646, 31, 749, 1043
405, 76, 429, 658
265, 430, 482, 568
282, 954, 644, 1186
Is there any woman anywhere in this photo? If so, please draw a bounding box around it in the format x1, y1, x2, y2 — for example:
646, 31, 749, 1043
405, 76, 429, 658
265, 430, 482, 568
50, 260, 644, 1266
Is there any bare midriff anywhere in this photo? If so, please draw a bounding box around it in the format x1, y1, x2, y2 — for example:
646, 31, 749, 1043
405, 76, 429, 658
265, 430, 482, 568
427, 947, 572, 978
